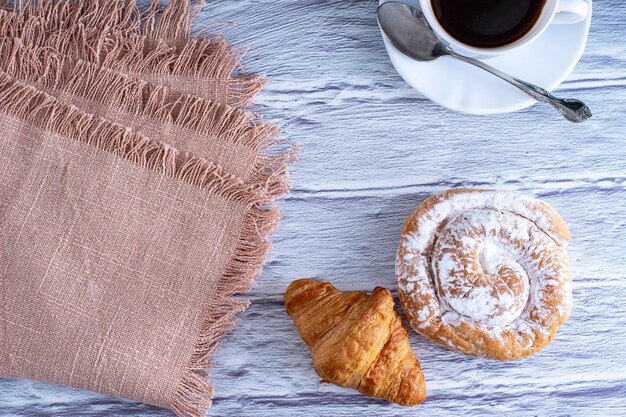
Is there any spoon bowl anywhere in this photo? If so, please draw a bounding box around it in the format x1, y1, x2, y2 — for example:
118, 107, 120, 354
377, 3, 445, 60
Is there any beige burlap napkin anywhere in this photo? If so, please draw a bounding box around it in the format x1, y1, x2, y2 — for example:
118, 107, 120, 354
0, 1, 293, 416
0, 2, 265, 105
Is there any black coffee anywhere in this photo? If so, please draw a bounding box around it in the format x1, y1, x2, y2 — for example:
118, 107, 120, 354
431, 0, 546, 48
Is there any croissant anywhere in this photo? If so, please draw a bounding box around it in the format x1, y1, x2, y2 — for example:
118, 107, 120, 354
284, 279, 426, 406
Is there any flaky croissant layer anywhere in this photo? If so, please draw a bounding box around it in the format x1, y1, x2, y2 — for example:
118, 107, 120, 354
284, 279, 426, 406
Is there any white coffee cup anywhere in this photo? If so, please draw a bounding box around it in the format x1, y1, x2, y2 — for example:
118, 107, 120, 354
418, 0, 590, 57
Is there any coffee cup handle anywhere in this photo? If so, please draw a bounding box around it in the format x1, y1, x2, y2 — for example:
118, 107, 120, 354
553, 0, 589, 24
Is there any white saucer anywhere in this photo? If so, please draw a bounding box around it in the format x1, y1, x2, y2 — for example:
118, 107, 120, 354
379, 0, 592, 114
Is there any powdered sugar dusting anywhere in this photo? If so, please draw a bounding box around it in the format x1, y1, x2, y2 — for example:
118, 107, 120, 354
396, 190, 572, 358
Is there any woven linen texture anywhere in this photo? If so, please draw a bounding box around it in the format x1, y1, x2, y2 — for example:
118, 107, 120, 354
0, 1, 293, 416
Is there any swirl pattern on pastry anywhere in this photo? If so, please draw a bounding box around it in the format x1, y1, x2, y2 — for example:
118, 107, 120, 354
396, 189, 572, 360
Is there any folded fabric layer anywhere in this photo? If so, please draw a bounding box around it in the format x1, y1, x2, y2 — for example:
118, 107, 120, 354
0, 37, 292, 198
0, 4, 264, 105
11, 0, 202, 42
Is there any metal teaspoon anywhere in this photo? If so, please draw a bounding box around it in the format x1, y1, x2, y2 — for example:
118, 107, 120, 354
377, 2, 592, 122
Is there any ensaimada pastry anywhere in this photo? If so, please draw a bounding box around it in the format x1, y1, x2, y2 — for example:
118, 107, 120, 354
396, 188, 572, 360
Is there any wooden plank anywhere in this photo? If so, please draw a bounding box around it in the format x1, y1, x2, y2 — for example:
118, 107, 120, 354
210, 280, 626, 417
195, 0, 626, 187
255, 186, 626, 295
2, 279, 625, 416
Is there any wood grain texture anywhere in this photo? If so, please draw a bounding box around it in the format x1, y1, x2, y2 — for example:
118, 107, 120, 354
1, 0, 625, 416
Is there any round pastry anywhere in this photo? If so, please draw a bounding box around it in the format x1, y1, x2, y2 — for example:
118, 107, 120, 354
396, 188, 572, 360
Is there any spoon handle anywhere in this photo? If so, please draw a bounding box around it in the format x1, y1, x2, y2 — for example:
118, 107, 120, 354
448, 52, 591, 122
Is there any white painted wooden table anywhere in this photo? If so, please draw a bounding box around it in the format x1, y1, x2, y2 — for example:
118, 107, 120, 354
2, 1, 625, 416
